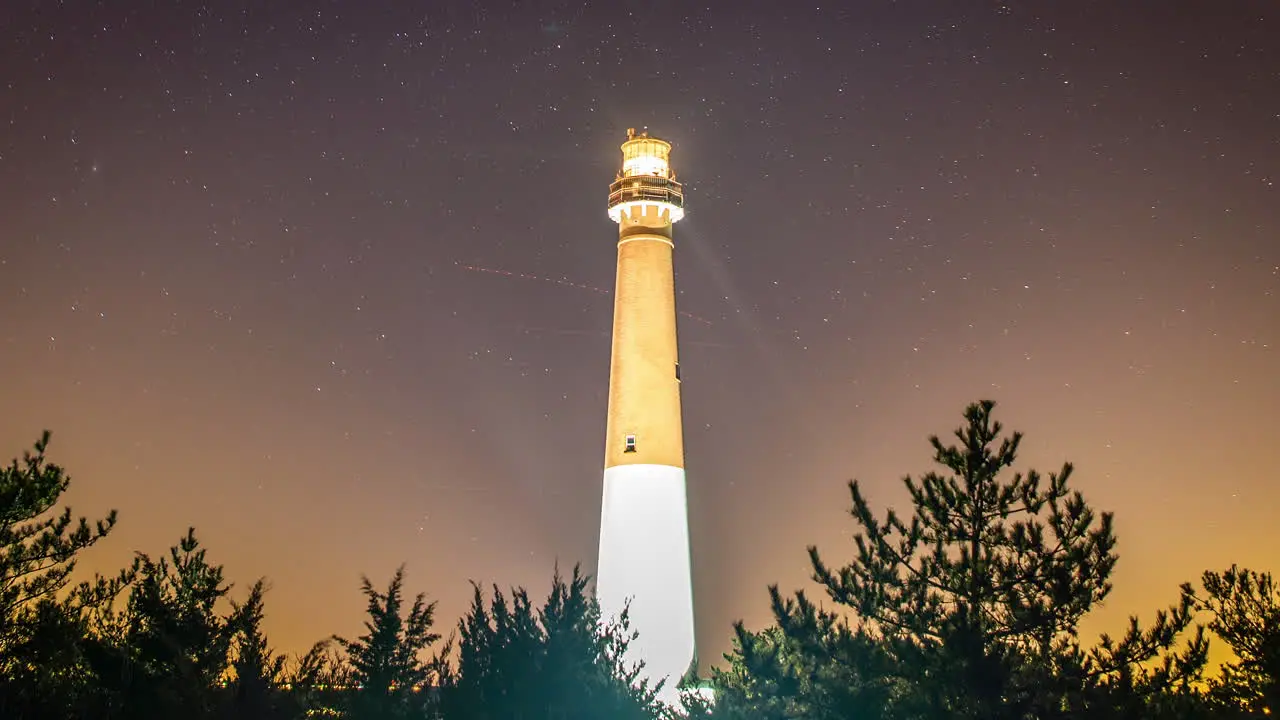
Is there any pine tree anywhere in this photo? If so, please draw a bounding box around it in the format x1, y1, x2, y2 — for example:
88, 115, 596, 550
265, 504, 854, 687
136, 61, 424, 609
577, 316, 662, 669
105, 528, 237, 720
443, 564, 664, 720
0, 432, 131, 718
734, 401, 1205, 719
689, 589, 895, 720
542, 564, 663, 719
0, 593, 101, 719
0, 432, 119, 624
1195, 565, 1279, 716
334, 565, 445, 720
450, 580, 542, 717
225, 579, 290, 719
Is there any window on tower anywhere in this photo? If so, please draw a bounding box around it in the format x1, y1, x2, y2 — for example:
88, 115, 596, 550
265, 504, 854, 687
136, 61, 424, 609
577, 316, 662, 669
624, 434, 637, 453
675, 362, 681, 382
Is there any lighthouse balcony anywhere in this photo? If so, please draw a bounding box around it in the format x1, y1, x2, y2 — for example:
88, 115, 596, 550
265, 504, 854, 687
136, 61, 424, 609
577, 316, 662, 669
608, 176, 685, 223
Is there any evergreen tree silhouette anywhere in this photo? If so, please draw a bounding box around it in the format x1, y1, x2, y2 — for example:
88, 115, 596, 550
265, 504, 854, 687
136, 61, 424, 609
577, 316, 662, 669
705, 401, 1208, 719
104, 528, 237, 719
225, 579, 291, 719
0, 432, 131, 718
334, 565, 445, 720
1195, 565, 1280, 716
443, 564, 664, 720
683, 596, 895, 720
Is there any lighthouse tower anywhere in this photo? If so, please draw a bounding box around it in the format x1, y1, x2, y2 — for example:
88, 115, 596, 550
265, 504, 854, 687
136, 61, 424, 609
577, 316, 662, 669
596, 128, 695, 704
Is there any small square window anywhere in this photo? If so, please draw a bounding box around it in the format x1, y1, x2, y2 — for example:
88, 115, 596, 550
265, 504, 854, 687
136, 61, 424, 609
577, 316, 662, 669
624, 434, 637, 453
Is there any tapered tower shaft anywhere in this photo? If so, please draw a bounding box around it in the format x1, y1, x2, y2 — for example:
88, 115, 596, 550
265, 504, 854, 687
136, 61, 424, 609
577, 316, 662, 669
597, 129, 695, 705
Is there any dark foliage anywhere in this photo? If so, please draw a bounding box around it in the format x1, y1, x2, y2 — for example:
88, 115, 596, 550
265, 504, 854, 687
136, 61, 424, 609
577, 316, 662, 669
684, 591, 895, 720
332, 565, 447, 720
0, 432, 130, 718
1195, 566, 1280, 716
704, 401, 1209, 719
441, 563, 665, 720
2, 414, 1274, 720
283, 637, 352, 717
225, 579, 293, 719
104, 528, 238, 719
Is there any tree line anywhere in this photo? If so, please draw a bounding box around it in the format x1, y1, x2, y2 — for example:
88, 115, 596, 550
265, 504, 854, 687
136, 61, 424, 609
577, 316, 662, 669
1, 401, 1276, 718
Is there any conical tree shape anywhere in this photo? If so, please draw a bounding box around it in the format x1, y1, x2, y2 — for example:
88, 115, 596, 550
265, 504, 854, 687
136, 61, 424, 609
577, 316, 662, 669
711, 401, 1207, 719
106, 528, 236, 720
335, 565, 443, 720
225, 579, 290, 719
443, 564, 664, 720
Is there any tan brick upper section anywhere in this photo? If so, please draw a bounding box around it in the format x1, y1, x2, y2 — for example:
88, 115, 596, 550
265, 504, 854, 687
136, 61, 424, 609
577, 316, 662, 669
604, 205, 684, 470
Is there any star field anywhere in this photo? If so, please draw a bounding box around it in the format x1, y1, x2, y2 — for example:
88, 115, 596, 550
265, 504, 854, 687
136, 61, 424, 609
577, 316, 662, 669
1, 0, 1277, 663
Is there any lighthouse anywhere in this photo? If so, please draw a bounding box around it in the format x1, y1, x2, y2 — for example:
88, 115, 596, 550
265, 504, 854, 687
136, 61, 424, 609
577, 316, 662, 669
596, 128, 696, 704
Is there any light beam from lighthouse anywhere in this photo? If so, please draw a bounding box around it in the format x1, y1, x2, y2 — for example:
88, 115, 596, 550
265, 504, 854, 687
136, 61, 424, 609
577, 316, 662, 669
596, 128, 696, 706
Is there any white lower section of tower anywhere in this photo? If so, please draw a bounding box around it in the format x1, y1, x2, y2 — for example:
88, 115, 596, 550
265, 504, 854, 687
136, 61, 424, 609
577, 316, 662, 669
596, 463, 696, 707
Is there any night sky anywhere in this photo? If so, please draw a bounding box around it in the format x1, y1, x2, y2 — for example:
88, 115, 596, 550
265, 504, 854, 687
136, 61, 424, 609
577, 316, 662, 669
3, 0, 1277, 666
